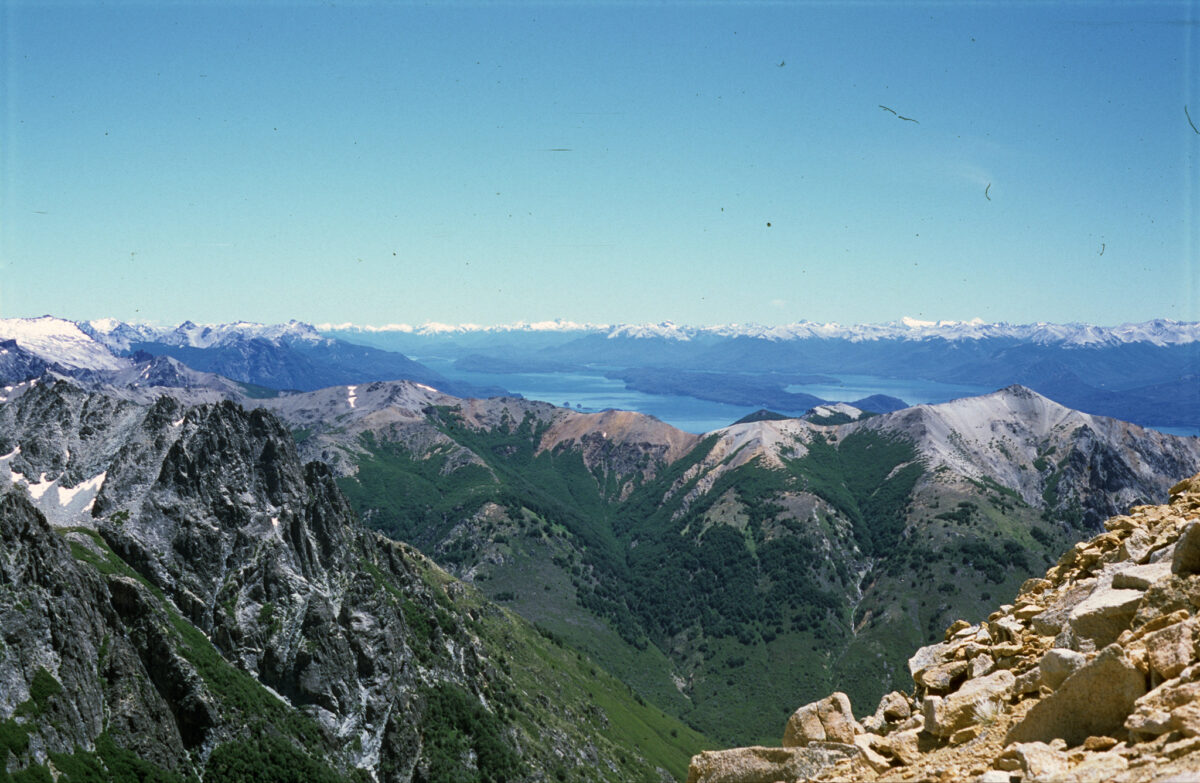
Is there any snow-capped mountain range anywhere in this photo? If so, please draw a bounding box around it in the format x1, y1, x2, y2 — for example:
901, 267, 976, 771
2, 314, 1199, 431
3, 316, 1196, 361
320, 316, 1200, 347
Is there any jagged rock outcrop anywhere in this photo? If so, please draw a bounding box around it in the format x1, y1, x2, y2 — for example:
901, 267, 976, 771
0, 380, 700, 782
688, 472, 1200, 782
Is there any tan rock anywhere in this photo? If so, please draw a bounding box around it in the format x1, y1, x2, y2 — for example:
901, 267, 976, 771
1067, 586, 1144, 648
1014, 668, 1042, 696
988, 642, 1024, 659
1134, 608, 1190, 637
1019, 577, 1052, 597
908, 640, 954, 684
1029, 579, 1099, 638
1112, 560, 1171, 590
877, 690, 911, 722
851, 734, 892, 773
1007, 643, 1147, 747
949, 726, 979, 745
944, 619, 971, 641
1126, 679, 1200, 740
782, 692, 858, 747
1106, 515, 1138, 532
1145, 617, 1196, 681
989, 615, 1024, 644
1082, 735, 1119, 751
996, 741, 1070, 780
1174, 521, 1200, 575
1118, 527, 1155, 564
877, 728, 921, 766
923, 669, 1015, 738
918, 660, 969, 693
1013, 604, 1043, 621
1170, 474, 1200, 501
1038, 647, 1087, 690
686, 744, 862, 783
970, 653, 996, 679
1060, 751, 1128, 783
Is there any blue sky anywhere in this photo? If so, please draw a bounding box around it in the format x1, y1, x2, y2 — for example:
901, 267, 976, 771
2, 1, 1197, 327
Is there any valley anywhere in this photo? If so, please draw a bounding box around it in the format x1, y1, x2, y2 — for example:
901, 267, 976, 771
1, 315, 1199, 780
261, 379, 1200, 745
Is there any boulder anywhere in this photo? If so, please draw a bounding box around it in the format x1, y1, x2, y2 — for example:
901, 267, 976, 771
917, 660, 968, 693
1118, 527, 1155, 565
877, 728, 921, 766
1170, 475, 1200, 501
1111, 561, 1171, 590
878, 691, 911, 722
851, 734, 891, 773
782, 692, 859, 746
1173, 521, 1200, 575
1006, 644, 1147, 747
1038, 648, 1087, 690
686, 743, 862, 783
1125, 679, 1200, 740
1067, 586, 1144, 648
863, 690, 912, 732
923, 669, 1015, 738
1145, 618, 1196, 681
1060, 752, 1128, 783
995, 742, 1070, 780
908, 640, 953, 684
1029, 579, 1099, 638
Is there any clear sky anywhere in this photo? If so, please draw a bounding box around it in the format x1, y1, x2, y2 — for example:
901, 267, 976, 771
2, 1, 1197, 328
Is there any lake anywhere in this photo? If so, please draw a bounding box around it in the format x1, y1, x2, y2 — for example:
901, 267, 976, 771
419, 360, 1025, 435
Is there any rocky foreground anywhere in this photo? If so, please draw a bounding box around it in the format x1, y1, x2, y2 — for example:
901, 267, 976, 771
689, 472, 1200, 783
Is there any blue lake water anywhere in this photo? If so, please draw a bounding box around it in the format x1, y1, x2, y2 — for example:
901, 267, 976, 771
419, 359, 1200, 438
422, 360, 1010, 434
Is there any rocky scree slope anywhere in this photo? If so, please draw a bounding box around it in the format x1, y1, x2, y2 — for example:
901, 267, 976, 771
264, 382, 1200, 745
0, 379, 705, 782
688, 471, 1200, 782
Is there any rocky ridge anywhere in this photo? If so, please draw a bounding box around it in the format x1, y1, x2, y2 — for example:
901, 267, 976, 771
688, 472, 1200, 782
0, 379, 705, 781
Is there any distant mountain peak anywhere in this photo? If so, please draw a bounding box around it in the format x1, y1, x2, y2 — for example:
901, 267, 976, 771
320, 317, 1200, 346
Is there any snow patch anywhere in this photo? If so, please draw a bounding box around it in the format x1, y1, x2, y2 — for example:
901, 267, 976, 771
347, 385, 358, 409
0, 316, 127, 370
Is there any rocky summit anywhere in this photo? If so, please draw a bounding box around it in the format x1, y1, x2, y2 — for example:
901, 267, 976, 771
688, 472, 1200, 783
